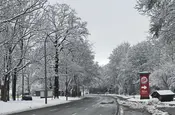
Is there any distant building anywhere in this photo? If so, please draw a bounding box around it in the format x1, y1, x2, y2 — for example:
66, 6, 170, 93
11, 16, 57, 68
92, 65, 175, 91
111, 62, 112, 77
35, 89, 53, 98
80, 87, 89, 95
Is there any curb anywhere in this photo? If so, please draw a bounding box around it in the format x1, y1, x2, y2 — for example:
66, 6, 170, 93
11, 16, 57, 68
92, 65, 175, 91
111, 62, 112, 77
115, 98, 120, 115
3, 97, 83, 115
105, 95, 120, 115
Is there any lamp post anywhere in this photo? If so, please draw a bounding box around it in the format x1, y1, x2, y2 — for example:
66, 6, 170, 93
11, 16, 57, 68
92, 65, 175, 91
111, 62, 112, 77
43, 30, 60, 104
65, 64, 68, 101
44, 35, 48, 104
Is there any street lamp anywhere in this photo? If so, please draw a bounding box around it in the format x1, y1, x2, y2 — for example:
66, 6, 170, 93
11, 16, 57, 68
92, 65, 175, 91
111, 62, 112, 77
43, 31, 60, 104
65, 63, 68, 101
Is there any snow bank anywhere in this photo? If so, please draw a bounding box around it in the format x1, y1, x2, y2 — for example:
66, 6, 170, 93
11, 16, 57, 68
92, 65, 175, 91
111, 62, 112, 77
0, 96, 81, 115
117, 95, 170, 115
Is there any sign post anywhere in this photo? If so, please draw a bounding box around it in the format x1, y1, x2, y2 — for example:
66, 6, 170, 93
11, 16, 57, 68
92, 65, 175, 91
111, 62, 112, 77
139, 71, 150, 99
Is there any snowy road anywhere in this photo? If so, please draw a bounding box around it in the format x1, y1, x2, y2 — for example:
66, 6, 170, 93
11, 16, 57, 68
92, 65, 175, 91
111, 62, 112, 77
158, 107, 175, 115
9, 96, 117, 115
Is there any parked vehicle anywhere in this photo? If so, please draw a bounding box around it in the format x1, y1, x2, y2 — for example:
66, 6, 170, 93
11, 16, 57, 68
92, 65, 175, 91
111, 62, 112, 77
22, 93, 32, 101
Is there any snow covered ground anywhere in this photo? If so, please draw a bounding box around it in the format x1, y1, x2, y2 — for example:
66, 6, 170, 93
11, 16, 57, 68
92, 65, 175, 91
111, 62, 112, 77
116, 95, 175, 115
0, 96, 81, 115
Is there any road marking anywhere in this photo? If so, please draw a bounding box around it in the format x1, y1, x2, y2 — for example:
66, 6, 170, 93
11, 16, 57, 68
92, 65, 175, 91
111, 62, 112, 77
50, 109, 58, 112
72, 113, 77, 115
85, 108, 88, 110
31, 114, 36, 115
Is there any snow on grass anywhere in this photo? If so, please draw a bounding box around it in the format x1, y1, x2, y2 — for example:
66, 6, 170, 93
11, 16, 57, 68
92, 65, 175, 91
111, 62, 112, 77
0, 96, 81, 115
116, 95, 170, 115
127, 95, 175, 108
115, 94, 133, 99
156, 100, 175, 108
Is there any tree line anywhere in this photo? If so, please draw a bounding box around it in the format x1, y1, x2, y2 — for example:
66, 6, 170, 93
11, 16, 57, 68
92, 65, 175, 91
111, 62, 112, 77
0, 0, 99, 102
97, 0, 175, 95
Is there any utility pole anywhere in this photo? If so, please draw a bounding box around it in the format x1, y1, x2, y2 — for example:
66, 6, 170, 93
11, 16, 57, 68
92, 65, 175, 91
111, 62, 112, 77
66, 63, 68, 101
44, 35, 48, 104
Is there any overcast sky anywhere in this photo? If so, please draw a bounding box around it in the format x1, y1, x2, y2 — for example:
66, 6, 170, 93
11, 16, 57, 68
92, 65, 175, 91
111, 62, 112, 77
48, 0, 150, 65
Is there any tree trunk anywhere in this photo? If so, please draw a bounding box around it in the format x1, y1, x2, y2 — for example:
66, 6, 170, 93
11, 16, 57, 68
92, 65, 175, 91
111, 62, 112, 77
1, 56, 8, 101
83, 86, 84, 96
6, 45, 12, 101
1, 75, 8, 102
54, 38, 59, 98
7, 49, 12, 101
1, 85, 7, 102
7, 77, 10, 101
77, 77, 79, 97
73, 75, 79, 97
27, 76, 30, 94
12, 68, 17, 101
54, 77, 59, 98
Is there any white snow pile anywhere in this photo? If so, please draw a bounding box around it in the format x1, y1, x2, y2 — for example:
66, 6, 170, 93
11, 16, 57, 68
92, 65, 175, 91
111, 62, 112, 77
0, 96, 81, 115
117, 95, 169, 115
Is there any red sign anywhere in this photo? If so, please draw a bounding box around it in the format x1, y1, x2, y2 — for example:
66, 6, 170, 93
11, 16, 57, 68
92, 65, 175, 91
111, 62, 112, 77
140, 72, 150, 99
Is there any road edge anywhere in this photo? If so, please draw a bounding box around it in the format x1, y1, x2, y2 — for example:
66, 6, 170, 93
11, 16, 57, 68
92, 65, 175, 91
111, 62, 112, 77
6, 97, 85, 115
105, 95, 120, 115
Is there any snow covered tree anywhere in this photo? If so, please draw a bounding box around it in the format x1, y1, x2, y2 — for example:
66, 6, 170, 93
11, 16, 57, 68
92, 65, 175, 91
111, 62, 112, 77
150, 63, 175, 90
136, 0, 175, 44
108, 42, 131, 94
44, 3, 89, 98
0, 0, 47, 101
136, 0, 175, 91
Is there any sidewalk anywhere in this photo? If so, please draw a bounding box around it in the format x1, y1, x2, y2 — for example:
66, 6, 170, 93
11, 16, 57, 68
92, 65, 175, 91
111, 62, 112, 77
0, 96, 81, 115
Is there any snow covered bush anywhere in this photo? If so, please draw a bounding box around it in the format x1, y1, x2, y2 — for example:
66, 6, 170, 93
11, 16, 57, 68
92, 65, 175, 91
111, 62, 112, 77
150, 63, 175, 90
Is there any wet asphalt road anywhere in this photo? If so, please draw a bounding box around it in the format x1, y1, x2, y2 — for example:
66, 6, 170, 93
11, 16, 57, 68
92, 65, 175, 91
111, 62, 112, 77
158, 107, 175, 115
9, 96, 117, 115
8, 95, 154, 115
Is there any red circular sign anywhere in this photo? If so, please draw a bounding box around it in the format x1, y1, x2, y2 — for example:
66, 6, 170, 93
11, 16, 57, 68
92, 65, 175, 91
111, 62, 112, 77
141, 76, 148, 84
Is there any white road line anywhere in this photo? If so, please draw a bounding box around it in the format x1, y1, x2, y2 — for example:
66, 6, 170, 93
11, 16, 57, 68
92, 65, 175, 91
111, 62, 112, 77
72, 112, 77, 115
85, 108, 88, 110
50, 109, 58, 112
